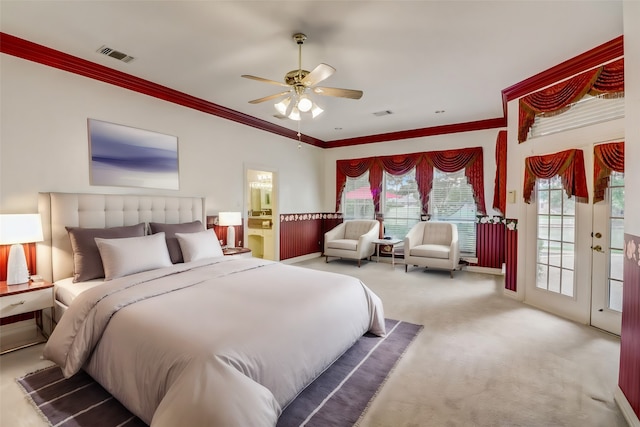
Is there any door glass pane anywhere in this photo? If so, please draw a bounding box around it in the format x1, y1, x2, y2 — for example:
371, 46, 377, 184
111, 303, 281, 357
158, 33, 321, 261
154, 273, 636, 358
607, 171, 624, 312
536, 176, 574, 297
609, 280, 623, 312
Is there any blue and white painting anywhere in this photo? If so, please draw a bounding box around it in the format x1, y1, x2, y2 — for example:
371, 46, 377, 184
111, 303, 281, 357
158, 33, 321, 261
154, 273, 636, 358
88, 119, 179, 190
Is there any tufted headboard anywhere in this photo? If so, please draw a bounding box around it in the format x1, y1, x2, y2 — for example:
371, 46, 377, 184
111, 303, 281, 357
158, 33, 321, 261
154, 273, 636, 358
36, 192, 205, 282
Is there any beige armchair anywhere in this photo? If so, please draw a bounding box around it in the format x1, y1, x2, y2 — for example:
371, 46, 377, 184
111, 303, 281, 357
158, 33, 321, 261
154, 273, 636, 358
404, 221, 460, 278
324, 220, 380, 267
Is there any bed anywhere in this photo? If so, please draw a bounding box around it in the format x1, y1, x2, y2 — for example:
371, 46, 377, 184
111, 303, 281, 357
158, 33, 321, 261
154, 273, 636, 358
37, 192, 385, 426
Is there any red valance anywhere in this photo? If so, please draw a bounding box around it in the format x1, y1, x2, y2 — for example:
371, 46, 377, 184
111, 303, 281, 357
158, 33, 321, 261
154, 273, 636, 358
593, 142, 624, 203
336, 147, 487, 215
518, 58, 624, 143
523, 149, 588, 204
492, 131, 507, 215
336, 157, 377, 211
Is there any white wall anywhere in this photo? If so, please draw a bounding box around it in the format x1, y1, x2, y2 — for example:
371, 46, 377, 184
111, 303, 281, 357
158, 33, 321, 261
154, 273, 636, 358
0, 54, 325, 216
322, 129, 503, 216
624, 0, 640, 237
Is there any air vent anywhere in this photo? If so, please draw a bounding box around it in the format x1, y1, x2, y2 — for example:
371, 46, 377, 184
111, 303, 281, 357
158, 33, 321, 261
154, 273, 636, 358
373, 110, 393, 117
96, 46, 135, 63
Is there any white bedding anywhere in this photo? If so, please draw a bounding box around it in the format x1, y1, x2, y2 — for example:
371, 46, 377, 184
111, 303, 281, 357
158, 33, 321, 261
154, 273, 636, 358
54, 277, 105, 307
44, 256, 385, 427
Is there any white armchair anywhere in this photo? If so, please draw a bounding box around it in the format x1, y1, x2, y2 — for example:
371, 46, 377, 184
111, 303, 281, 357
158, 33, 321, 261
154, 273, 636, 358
324, 220, 380, 267
404, 221, 460, 278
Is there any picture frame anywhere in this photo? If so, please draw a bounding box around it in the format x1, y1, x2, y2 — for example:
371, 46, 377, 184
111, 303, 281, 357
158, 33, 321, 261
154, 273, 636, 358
88, 118, 179, 190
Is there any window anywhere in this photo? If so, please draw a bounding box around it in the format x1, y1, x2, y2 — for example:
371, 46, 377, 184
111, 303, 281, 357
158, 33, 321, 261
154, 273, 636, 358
382, 171, 421, 239
608, 170, 624, 311
530, 94, 624, 139
341, 170, 421, 239
536, 175, 575, 297
428, 169, 477, 255
342, 172, 375, 220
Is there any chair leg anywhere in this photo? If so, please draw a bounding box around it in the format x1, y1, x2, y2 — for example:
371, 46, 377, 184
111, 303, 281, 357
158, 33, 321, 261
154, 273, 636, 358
358, 259, 361, 267
405, 264, 408, 273
325, 256, 329, 263
450, 269, 454, 279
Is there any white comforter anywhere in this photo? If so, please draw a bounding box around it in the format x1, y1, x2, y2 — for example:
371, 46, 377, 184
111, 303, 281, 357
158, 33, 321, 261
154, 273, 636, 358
43, 257, 385, 426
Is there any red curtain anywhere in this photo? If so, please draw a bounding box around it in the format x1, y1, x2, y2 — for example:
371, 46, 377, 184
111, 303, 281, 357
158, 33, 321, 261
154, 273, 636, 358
518, 58, 624, 143
492, 131, 507, 215
336, 148, 487, 215
335, 157, 377, 211
422, 147, 487, 215
523, 149, 588, 204
593, 142, 624, 203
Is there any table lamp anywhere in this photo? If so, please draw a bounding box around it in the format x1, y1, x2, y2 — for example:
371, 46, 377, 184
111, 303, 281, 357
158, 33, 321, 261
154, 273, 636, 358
0, 214, 44, 285
218, 212, 241, 248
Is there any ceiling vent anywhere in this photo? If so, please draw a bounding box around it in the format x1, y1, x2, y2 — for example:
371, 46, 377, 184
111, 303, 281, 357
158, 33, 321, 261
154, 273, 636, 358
96, 46, 135, 63
373, 110, 393, 117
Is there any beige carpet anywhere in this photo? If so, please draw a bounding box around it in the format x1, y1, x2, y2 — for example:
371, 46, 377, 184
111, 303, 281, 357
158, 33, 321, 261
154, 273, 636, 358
294, 257, 626, 427
1, 257, 626, 427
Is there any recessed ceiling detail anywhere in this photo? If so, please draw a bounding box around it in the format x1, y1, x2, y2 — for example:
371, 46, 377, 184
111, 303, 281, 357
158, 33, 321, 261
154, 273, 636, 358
96, 45, 135, 63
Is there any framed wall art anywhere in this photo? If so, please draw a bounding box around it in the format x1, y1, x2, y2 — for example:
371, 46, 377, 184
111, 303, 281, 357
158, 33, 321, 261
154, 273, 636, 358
88, 118, 179, 190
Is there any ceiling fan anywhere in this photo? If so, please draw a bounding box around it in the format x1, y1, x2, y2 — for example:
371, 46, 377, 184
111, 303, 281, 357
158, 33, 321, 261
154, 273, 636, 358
241, 33, 363, 121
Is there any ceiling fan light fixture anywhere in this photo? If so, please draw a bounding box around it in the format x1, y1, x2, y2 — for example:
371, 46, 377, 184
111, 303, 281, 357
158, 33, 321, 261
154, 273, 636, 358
311, 103, 324, 118
274, 97, 290, 115
288, 106, 301, 121
297, 95, 313, 112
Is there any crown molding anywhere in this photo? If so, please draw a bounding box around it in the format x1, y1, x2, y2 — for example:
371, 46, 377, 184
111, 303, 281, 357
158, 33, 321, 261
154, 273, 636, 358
501, 35, 624, 117
325, 118, 507, 148
0, 32, 326, 148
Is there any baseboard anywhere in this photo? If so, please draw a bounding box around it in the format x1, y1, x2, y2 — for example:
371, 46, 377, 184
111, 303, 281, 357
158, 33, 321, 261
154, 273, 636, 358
464, 265, 503, 275
280, 252, 322, 264
615, 387, 640, 427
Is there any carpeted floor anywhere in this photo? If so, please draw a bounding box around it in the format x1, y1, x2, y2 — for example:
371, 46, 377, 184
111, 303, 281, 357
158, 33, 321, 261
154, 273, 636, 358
16, 319, 421, 427
1, 257, 626, 427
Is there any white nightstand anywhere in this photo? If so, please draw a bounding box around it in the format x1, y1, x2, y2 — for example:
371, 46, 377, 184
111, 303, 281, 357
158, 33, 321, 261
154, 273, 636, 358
0, 280, 54, 354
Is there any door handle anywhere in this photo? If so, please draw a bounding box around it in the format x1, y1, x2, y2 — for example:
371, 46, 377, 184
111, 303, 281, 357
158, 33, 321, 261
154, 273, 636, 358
591, 245, 604, 253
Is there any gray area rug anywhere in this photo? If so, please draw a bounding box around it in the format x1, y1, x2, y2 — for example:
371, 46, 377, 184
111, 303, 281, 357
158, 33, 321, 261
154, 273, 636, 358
17, 319, 421, 427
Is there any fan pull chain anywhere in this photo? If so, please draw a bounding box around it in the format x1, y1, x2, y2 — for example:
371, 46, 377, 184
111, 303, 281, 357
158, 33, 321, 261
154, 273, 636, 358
297, 121, 302, 149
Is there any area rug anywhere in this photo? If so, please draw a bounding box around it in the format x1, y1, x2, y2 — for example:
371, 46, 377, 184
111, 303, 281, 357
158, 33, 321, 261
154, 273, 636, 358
17, 319, 422, 427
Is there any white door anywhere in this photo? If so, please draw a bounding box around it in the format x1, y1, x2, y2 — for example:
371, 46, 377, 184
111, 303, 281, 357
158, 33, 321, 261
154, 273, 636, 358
590, 170, 624, 335
525, 174, 593, 324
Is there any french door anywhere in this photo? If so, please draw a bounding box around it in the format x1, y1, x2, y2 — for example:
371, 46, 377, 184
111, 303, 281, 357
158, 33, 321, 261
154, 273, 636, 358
525, 145, 623, 335
590, 170, 624, 335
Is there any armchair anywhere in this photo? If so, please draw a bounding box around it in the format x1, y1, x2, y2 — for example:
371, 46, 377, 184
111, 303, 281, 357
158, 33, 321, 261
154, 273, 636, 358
404, 221, 460, 278
324, 220, 380, 267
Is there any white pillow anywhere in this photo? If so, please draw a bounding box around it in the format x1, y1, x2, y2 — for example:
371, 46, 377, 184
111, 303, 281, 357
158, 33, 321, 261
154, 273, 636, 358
175, 230, 223, 262
95, 232, 173, 280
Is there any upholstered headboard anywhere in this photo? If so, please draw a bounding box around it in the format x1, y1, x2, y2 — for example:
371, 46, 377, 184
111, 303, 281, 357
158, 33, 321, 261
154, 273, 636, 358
36, 192, 205, 282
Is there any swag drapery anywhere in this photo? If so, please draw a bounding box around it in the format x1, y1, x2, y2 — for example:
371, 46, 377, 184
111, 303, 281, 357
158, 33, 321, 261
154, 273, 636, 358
523, 149, 588, 204
518, 58, 624, 143
492, 131, 507, 215
593, 142, 624, 203
336, 147, 486, 215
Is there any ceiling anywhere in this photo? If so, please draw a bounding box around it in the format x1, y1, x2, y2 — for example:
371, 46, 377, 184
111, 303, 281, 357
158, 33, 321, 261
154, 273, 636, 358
0, 1, 623, 144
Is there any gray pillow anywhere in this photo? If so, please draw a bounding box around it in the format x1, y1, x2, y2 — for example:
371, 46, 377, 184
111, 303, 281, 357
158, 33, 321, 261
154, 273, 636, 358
95, 232, 173, 281
149, 220, 204, 263
66, 223, 146, 282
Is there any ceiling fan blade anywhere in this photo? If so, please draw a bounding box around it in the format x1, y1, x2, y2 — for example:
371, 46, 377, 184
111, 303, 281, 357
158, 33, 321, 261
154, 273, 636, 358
301, 63, 335, 87
241, 74, 290, 88
248, 91, 291, 104
312, 86, 363, 99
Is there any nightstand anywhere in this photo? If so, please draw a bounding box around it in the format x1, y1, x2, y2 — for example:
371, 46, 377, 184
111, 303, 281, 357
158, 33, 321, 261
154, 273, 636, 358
0, 280, 54, 354
223, 247, 252, 258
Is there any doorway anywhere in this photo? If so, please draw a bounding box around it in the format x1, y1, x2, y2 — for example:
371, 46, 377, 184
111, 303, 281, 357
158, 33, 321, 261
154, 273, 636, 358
524, 144, 624, 335
245, 168, 277, 260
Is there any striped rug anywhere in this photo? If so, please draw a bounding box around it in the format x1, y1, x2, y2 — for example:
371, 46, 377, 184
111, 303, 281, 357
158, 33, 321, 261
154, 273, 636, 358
18, 319, 422, 427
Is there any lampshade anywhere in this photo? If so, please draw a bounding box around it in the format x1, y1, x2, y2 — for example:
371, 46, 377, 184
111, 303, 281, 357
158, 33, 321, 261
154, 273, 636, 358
218, 212, 242, 248
218, 212, 242, 227
0, 214, 44, 285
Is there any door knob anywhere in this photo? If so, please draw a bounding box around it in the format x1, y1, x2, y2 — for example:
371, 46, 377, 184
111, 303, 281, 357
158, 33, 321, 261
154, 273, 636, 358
594, 232, 602, 239
591, 245, 604, 253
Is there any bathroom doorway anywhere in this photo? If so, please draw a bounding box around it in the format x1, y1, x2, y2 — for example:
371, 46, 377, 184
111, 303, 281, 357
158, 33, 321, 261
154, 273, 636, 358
245, 168, 278, 260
